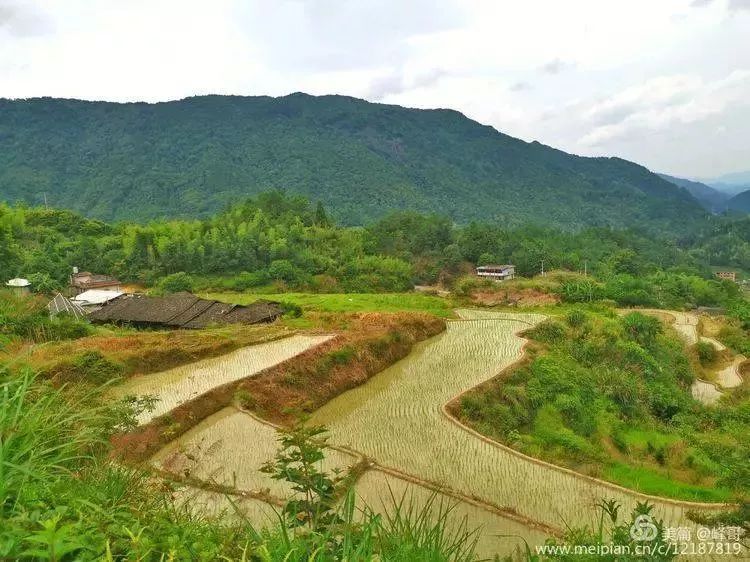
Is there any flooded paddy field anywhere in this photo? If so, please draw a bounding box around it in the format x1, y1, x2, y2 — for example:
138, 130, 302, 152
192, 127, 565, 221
171, 485, 280, 527
308, 310, 727, 531
113, 334, 333, 424
144, 310, 730, 552
352, 469, 549, 559
152, 407, 359, 497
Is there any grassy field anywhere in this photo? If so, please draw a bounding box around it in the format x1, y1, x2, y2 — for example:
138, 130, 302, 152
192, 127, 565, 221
202, 292, 457, 318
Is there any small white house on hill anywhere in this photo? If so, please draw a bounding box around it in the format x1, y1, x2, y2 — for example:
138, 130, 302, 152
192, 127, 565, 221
475, 264, 515, 281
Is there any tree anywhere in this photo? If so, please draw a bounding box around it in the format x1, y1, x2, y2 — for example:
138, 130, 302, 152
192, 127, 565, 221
260, 425, 343, 531
27, 272, 60, 294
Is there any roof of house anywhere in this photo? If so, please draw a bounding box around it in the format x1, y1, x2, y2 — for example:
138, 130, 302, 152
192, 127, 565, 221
88, 292, 284, 328
6, 278, 31, 287
476, 264, 514, 270
72, 289, 124, 305
48, 293, 87, 320
71, 272, 121, 288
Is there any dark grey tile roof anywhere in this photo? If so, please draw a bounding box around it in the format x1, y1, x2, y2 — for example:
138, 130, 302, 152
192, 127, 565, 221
88, 292, 283, 328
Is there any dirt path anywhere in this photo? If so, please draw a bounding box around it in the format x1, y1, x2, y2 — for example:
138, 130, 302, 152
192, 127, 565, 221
112, 334, 333, 425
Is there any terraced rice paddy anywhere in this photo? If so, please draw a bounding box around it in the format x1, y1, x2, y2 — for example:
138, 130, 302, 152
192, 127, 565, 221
152, 407, 358, 497
156, 408, 549, 558
147, 310, 728, 550
715, 354, 744, 388
112, 335, 332, 424
691, 379, 723, 405
308, 310, 727, 531
352, 469, 549, 559
639, 309, 746, 402
171, 485, 280, 527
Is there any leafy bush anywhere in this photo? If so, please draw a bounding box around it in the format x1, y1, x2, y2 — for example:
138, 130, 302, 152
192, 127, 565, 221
277, 300, 303, 318
695, 340, 718, 366
27, 272, 61, 294
527, 320, 567, 344
157, 271, 194, 294
622, 312, 662, 348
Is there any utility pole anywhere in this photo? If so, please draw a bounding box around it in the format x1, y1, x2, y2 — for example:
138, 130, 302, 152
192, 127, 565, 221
43, 192, 48, 209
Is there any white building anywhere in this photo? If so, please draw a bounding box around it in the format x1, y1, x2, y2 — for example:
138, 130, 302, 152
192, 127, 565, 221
475, 264, 515, 281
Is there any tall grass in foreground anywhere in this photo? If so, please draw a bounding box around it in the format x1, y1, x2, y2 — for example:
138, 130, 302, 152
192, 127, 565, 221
0, 368, 481, 560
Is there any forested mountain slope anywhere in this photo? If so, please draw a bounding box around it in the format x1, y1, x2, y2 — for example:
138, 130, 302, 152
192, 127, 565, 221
727, 190, 750, 213
657, 173, 728, 213
0, 94, 706, 231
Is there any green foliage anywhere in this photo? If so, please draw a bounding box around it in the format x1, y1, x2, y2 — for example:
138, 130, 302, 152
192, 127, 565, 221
545, 501, 676, 561
0, 291, 92, 346
459, 306, 742, 501
71, 351, 125, 384
1, 192, 747, 304
0, 369, 484, 561
261, 425, 343, 531
156, 271, 194, 294
622, 312, 662, 348
0, 95, 707, 232
695, 340, 718, 366
27, 272, 60, 294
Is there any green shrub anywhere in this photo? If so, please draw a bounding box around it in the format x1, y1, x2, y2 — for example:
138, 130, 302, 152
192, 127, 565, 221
230, 270, 270, 290
527, 320, 567, 344
277, 300, 302, 318
695, 340, 718, 366
157, 272, 194, 294
71, 350, 124, 384
622, 312, 662, 347
565, 309, 588, 328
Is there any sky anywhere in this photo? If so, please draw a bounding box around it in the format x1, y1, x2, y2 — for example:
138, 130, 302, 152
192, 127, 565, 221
0, 0, 748, 179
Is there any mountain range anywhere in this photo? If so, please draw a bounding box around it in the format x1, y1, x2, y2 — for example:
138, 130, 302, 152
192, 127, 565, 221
657, 173, 729, 213
0, 94, 709, 231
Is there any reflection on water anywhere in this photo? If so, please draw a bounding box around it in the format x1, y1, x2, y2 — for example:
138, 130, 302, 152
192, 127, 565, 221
309, 310, 724, 531
113, 334, 332, 424
151, 310, 727, 554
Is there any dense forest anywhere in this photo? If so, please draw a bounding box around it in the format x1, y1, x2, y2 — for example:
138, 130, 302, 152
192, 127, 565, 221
0, 94, 707, 232
2, 191, 750, 313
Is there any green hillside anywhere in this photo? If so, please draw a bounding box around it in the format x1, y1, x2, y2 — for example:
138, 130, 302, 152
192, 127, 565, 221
727, 190, 750, 213
0, 94, 706, 231
657, 173, 728, 213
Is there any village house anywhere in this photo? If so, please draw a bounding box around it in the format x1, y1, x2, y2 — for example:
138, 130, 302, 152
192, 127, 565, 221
69, 267, 122, 295
88, 292, 284, 329
476, 264, 515, 281
715, 271, 738, 282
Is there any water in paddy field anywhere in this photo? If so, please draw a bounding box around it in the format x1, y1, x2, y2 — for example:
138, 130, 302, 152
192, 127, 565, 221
152, 407, 359, 497
112, 334, 333, 424
352, 469, 549, 559
308, 310, 726, 533
150, 310, 728, 554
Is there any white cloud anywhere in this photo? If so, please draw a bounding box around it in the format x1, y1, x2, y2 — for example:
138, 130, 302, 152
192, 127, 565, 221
578, 70, 750, 146
0, 0, 747, 176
